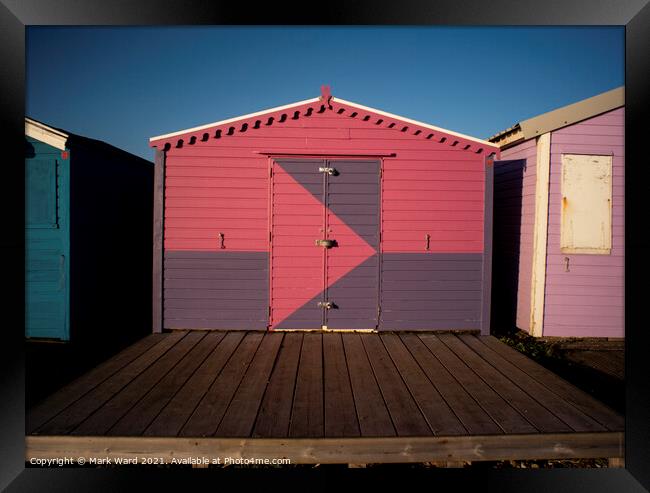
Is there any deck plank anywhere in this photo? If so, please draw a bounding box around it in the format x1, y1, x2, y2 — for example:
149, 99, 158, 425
27, 334, 166, 433
28, 328, 624, 456
438, 334, 571, 433
565, 350, 624, 380
144, 331, 245, 437
478, 336, 624, 430
26, 432, 624, 464
34, 331, 187, 435
179, 332, 264, 437
381, 333, 466, 436
253, 333, 303, 438
361, 334, 431, 436
460, 335, 606, 432
418, 334, 537, 434
400, 334, 502, 435
342, 334, 395, 437
323, 333, 361, 437
216, 333, 285, 437
73, 332, 207, 435
108, 332, 226, 436
289, 333, 324, 438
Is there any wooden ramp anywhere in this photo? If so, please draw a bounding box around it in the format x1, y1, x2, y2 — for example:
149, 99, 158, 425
26, 331, 624, 464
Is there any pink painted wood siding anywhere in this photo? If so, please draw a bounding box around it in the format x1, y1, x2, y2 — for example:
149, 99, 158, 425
162, 102, 488, 255
543, 107, 624, 338
164, 156, 268, 252
495, 139, 538, 333
156, 99, 495, 331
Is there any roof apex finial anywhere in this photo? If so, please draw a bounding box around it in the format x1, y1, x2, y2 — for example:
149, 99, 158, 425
320, 85, 332, 106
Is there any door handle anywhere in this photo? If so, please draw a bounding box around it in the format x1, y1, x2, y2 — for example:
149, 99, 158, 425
315, 239, 336, 248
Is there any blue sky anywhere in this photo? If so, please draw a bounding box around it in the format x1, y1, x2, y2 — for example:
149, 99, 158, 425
26, 27, 623, 161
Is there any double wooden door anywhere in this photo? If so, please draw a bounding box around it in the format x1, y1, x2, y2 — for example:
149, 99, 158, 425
270, 158, 380, 330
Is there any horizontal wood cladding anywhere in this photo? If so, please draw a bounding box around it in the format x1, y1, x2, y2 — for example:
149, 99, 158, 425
25, 138, 69, 340
382, 158, 484, 253
269, 159, 380, 330
163, 152, 268, 252
543, 108, 624, 338
157, 98, 495, 152
162, 107, 487, 255
379, 253, 483, 330
160, 103, 490, 331
163, 251, 268, 330
270, 160, 325, 329
326, 161, 380, 330
172, 137, 480, 152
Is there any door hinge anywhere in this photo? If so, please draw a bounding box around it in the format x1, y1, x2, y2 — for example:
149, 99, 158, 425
269, 166, 273, 177
269, 231, 272, 242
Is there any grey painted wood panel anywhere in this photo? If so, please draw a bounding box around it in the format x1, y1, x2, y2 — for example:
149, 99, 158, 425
380, 253, 482, 331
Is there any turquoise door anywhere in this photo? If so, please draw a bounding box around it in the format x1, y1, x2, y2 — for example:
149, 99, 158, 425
25, 138, 70, 340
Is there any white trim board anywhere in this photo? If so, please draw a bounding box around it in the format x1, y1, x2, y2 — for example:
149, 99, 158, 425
149, 95, 498, 151
529, 132, 551, 337
25, 118, 68, 151
149, 97, 321, 142
333, 97, 497, 148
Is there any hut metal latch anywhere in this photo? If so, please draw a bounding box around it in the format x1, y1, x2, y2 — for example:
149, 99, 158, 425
318, 166, 338, 176
564, 257, 570, 272
218, 232, 225, 249
318, 301, 335, 309
315, 239, 336, 248
425, 233, 431, 251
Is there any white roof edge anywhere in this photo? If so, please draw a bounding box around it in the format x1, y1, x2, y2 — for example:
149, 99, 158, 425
332, 97, 498, 148
149, 97, 322, 142
149, 95, 497, 149
25, 117, 69, 151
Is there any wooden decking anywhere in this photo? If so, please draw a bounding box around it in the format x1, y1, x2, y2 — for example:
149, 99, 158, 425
26, 330, 624, 464
555, 341, 625, 381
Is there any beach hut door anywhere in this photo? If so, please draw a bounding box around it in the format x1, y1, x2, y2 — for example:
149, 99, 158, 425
270, 158, 380, 330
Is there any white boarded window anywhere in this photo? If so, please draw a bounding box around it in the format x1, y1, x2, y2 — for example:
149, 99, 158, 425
560, 154, 612, 254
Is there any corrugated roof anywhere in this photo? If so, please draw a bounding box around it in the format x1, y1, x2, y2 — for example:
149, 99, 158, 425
149, 93, 499, 155
488, 86, 624, 149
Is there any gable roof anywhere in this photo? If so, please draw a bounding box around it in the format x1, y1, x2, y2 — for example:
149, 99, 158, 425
26, 117, 153, 165
149, 93, 499, 155
488, 86, 624, 149
25, 117, 69, 150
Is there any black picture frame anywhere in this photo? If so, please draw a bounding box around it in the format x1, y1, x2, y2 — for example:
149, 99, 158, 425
1, 1, 648, 490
